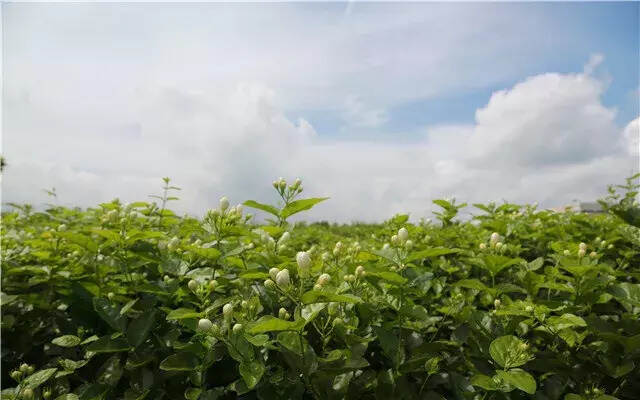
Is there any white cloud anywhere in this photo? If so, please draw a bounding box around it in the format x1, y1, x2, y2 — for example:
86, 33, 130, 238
583, 53, 604, 75
467, 71, 617, 167
2, 4, 638, 221
342, 95, 389, 128
4, 67, 637, 221
622, 117, 639, 157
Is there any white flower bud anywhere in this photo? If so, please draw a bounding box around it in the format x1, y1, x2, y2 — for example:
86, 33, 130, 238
219, 196, 229, 211
563, 250, 571, 256
398, 227, 409, 242
495, 242, 503, 250
490, 232, 500, 245
279, 232, 290, 244
232, 323, 243, 333
58, 224, 67, 231
607, 244, 613, 249
198, 318, 213, 332
296, 251, 312, 275
269, 267, 280, 281
235, 204, 243, 215
313, 283, 322, 290
404, 240, 413, 250
479, 243, 487, 250
494, 299, 501, 308
223, 303, 234, 318
294, 178, 302, 187
579, 242, 587, 251
589, 251, 597, 258
264, 279, 276, 289
167, 236, 180, 251
391, 235, 399, 245
22, 388, 34, 400
355, 265, 366, 277
279, 307, 288, 319
107, 292, 115, 300
578, 249, 586, 258
209, 280, 218, 290
317, 273, 331, 286
275, 269, 290, 288
188, 279, 198, 291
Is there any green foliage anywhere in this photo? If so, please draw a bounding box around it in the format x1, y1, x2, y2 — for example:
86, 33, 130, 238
1, 176, 639, 399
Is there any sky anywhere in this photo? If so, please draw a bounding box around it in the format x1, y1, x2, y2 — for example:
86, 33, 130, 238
2, 2, 639, 222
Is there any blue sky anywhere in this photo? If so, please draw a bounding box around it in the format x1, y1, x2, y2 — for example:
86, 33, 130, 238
3, 2, 639, 221
293, 2, 639, 141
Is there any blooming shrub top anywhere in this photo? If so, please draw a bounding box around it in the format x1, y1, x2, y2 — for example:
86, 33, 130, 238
1, 176, 639, 399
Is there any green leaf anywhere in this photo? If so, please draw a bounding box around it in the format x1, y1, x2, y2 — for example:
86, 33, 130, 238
166, 308, 202, 320
96, 356, 123, 386
86, 336, 131, 353
21, 368, 58, 389
90, 229, 120, 242
239, 272, 269, 280
52, 335, 82, 347
407, 247, 460, 262
246, 334, 270, 346
489, 335, 531, 369
481, 255, 523, 277
159, 352, 200, 371
93, 297, 126, 332
55, 395, 80, 400
496, 369, 536, 394
120, 299, 138, 315
546, 314, 586, 331
184, 388, 202, 400
239, 360, 265, 389
454, 279, 488, 291
280, 197, 329, 219
301, 290, 363, 304
610, 283, 640, 306
247, 316, 305, 334
471, 374, 500, 391
127, 310, 156, 347
367, 271, 407, 285
373, 326, 402, 368
243, 200, 280, 217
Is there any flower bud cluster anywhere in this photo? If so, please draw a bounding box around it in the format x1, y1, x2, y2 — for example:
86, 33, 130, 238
578, 242, 587, 258
273, 177, 303, 198
278, 307, 291, 320
296, 251, 312, 277
10, 363, 35, 385
313, 273, 331, 290
265, 268, 291, 289
333, 241, 343, 256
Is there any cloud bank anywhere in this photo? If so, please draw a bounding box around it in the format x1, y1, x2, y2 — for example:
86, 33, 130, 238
2, 4, 638, 222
